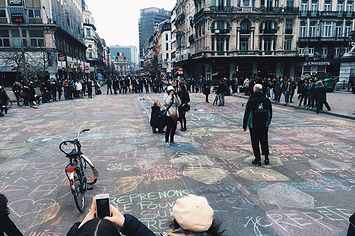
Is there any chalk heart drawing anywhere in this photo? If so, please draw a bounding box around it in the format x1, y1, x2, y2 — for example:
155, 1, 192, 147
184, 168, 227, 184
309, 158, 351, 171
244, 156, 283, 168
9, 198, 60, 229
111, 176, 144, 195
235, 167, 289, 181
258, 183, 314, 209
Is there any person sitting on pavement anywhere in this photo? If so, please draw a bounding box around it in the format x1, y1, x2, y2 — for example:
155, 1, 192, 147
0, 193, 23, 236
150, 101, 165, 133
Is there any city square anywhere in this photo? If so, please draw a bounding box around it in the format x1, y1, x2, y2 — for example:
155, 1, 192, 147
1, 92, 354, 235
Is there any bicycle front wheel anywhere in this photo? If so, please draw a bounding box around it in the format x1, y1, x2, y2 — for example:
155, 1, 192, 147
83, 159, 98, 185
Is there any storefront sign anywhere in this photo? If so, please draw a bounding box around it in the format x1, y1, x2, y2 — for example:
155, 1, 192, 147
304, 61, 330, 66
58, 53, 65, 61
8, 0, 23, 6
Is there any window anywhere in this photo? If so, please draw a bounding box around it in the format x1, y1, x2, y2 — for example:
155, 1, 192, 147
29, 30, 44, 47
86, 28, 91, 37
166, 43, 169, 51
347, 1, 353, 12
322, 21, 333, 37
240, 38, 249, 51
284, 38, 292, 51
308, 47, 314, 55
286, 0, 294, 9
298, 47, 305, 55
28, 8, 41, 18
0, 30, 10, 47
275, 0, 279, 7
334, 47, 340, 57
166, 53, 169, 60
321, 48, 328, 58
211, 37, 215, 51
240, 19, 251, 34
301, 2, 308, 13
324, 0, 332, 11
337, 2, 344, 11
335, 23, 342, 38
311, 1, 318, 14
285, 19, 293, 34
345, 22, 352, 37
264, 40, 272, 53
309, 22, 317, 37
165, 34, 169, 41
243, 0, 250, 7
216, 37, 224, 54
300, 21, 307, 37
266, 0, 272, 9
0, 9, 6, 17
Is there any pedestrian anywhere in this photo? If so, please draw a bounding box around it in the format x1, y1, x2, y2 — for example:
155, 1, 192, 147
217, 78, 227, 106
243, 84, 272, 166
0, 86, 9, 117
75, 80, 82, 98
113, 77, 119, 94
0, 193, 23, 235
81, 77, 87, 96
164, 86, 181, 145
12, 81, 23, 106
243, 78, 250, 96
202, 79, 211, 103
106, 78, 112, 94
57, 79, 63, 101
87, 79, 93, 98
315, 81, 331, 114
178, 85, 190, 131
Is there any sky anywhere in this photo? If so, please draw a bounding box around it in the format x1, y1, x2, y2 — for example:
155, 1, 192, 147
85, 0, 176, 48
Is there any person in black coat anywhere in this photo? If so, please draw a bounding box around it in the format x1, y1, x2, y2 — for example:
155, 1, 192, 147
150, 101, 164, 133
243, 84, 272, 166
67, 198, 155, 236
0, 194, 23, 236
315, 81, 331, 114
178, 85, 190, 131
202, 79, 211, 103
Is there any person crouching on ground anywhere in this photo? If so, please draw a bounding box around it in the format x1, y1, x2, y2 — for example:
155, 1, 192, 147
150, 101, 165, 133
243, 84, 272, 166
164, 86, 181, 145
0, 194, 23, 236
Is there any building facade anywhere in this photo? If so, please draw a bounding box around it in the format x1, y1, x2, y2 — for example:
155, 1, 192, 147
138, 7, 170, 61
0, 0, 86, 85
176, 0, 303, 80
110, 45, 139, 73
156, 20, 173, 75
297, 0, 354, 76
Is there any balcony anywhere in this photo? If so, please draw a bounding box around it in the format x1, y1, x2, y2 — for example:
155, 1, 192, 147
260, 6, 299, 14
300, 11, 319, 17
285, 29, 293, 34
0, 17, 7, 23
175, 13, 185, 26
260, 29, 277, 34
210, 6, 234, 13
28, 18, 42, 24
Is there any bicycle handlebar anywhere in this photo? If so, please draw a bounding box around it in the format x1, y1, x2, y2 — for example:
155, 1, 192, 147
59, 129, 90, 155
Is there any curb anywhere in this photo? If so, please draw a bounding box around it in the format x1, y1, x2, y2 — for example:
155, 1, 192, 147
232, 94, 355, 121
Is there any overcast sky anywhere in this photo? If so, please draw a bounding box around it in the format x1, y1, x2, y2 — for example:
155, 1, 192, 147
85, 0, 176, 48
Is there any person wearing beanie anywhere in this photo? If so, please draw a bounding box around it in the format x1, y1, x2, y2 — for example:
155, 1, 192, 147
243, 84, 273, 166
169, 194, 225, 236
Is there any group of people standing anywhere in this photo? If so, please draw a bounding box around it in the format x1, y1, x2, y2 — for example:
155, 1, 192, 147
105, 76, 164, 95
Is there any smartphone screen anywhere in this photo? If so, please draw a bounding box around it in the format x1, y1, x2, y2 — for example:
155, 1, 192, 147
96, 194, 110, 219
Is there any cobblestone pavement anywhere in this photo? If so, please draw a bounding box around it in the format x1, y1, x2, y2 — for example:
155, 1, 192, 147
0, 93, 354, 235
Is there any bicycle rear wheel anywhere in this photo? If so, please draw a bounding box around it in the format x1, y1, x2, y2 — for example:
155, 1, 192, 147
83, 159, 98, 185
72, 173, 86, 212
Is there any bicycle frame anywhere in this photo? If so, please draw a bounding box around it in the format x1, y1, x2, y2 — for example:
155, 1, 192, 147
65, 157, 85, 193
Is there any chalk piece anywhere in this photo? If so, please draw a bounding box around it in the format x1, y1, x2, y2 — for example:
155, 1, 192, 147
258, 183, 314, 209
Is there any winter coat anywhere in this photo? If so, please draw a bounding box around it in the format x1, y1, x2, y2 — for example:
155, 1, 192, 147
150, 105, 163, 128
164, 93, 181, 117
243, 92, 272, 129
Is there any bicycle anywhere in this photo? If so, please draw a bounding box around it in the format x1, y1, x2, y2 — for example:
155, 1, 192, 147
59, 129, 99, 212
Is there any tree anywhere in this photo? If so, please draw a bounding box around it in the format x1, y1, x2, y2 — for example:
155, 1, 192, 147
0, 50, 31, 82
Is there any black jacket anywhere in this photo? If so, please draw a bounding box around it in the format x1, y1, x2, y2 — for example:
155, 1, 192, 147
150, 106, 163, 128
67, 214, 155, 236
0, 213, 23, 236
243, 92, 272, 129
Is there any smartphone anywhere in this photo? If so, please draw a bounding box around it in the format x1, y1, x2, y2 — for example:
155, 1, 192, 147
96, 194, 110, 219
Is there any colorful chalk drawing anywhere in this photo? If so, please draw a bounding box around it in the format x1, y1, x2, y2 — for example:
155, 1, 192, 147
235, 167, 289, 182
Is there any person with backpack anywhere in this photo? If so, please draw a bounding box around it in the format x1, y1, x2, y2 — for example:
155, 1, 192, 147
164, 86, 181, 145
243, 84, 273, 166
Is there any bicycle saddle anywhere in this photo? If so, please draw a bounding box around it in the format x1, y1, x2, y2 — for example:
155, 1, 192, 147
66, 149, 82, 158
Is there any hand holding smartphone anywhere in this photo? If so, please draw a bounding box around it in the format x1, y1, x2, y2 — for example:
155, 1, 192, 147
95, 194, 110, 219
